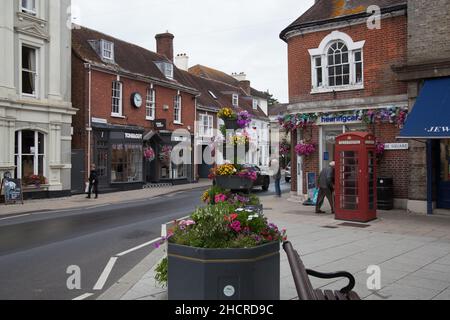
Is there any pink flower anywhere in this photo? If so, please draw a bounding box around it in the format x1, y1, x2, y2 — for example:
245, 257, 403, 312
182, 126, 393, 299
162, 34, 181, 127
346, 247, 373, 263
229, 221, 242, 233
215, 194, 228, 204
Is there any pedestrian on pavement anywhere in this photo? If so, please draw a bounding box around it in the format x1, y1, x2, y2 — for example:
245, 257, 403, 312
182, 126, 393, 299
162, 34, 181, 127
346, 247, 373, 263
316, 161, 335, 214
270, 158, 282, 198
86, 164, 99, 199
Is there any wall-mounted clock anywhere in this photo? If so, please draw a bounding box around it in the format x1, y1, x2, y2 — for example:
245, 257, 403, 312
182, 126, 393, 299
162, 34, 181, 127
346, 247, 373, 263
131, 92, 143, 108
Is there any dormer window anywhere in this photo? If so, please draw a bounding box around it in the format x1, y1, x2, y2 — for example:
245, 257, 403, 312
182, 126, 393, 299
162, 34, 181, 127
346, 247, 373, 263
232, 94, 239, 107
156, 62, 174, 79
253, 99, 258, 110
21, 0, 37, 16
101, 40, 114, 61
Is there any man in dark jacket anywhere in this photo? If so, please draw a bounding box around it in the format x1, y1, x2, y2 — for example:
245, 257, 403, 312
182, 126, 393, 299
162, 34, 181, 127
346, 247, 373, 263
86, 164, 99, 199
315, 161, 335, 214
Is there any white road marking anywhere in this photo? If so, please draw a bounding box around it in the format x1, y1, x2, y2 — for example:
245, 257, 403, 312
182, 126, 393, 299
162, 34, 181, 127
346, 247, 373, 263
93, 257, 118, 291
0, 214, 31, 221
116, 238, 162, 257
72, 293, 94, 300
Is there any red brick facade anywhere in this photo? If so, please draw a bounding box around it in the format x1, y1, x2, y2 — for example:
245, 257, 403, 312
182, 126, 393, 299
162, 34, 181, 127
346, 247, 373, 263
285, 13, 411, 204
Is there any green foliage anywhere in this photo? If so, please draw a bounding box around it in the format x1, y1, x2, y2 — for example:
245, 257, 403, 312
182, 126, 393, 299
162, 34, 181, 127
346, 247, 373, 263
154, 257, 168, 287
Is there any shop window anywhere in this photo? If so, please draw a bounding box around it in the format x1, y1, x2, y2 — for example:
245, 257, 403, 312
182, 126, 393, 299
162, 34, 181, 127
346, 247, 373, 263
14, 130, 45, 180
22, 46, 38, 96
159, 145, 188, 180
111, 144, 143, 183
441, 141, 450, 182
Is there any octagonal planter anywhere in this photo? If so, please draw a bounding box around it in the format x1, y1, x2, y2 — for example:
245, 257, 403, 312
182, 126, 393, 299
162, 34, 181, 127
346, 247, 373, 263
216, 175, 253, 191
167, 242, 280, 300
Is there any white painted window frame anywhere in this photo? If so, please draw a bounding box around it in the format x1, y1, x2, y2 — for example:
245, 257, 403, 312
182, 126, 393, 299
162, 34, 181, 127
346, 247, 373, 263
111, 81, 123, 117
101, 40, 114, 61
309, 31, 365, 94
199, 114, 213, 137
232, 94, 239, 107
253, 99, 258, 110
146, 87, 156, 120
174, 93, 182, 124
20, 44, 39, 98
21, 0, 37, 16
15, 130, 46, 179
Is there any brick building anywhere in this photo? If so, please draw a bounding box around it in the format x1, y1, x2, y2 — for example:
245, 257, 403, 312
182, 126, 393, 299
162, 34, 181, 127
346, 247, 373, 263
394, 0, 450, 214
71, 26, 199, 193
279, 0, 412, 209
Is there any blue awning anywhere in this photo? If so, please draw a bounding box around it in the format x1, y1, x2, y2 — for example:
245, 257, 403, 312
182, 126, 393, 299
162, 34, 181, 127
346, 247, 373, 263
399, 77, 450, 139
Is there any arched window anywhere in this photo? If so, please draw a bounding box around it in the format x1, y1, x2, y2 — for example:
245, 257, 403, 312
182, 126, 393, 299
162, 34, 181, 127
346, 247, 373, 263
309, 31, 365, 92
327, 41, 350, 86
14, 130, 45, 180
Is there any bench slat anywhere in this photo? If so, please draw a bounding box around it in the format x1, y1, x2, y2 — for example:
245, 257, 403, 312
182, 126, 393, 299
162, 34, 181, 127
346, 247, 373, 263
314, 289, 326, 300
324, 290, 336, 300
348, 291, 361, 300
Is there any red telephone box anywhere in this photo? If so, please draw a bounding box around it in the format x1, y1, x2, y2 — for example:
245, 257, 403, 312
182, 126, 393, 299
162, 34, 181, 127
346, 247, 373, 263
335, 132, 377, 223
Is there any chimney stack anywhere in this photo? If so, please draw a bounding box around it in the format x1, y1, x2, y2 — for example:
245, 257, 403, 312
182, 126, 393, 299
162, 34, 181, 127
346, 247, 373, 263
239, 80, 251, 96
175, 53, 189, 71
155, 32, 174, 62
232, 72, 247, 82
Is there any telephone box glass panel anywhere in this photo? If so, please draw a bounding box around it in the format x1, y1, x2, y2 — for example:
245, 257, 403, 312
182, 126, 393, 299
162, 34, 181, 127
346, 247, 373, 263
340, 151, 359, 210
368, 151, 375, 210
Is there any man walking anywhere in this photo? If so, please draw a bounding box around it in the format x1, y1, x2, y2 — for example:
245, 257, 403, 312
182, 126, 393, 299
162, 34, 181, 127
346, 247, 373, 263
270, 158, 282, 197
315, 161, 335, 214
86, 164, 99, 199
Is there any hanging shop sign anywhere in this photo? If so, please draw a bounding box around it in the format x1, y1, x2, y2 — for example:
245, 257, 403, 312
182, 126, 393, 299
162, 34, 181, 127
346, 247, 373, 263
154, 119, 167, 130
125, 133, 143, 140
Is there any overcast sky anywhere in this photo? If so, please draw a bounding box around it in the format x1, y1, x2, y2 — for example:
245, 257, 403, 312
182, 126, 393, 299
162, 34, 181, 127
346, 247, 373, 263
71, 0, 314, 103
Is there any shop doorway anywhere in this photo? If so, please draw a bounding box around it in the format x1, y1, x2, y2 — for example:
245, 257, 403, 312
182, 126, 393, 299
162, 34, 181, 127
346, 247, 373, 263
71, 149, 85, 194
438, 140, 450, 209
199, 145, 214, 179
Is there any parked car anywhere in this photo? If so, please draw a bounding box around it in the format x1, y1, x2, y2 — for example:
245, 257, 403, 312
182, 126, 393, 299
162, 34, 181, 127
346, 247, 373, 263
212, 165, 270, 191
285, 162, 291, 183
243, 165, 270, 191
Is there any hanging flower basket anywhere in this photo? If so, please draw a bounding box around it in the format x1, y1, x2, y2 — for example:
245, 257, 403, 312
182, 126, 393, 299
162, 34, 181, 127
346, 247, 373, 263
144, 147, 156, 162
295, 143, 316, 157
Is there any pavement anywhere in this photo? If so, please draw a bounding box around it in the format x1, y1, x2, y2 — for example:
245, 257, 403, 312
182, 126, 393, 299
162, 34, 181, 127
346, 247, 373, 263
0, 180, 212, 218
99, 193, 450, 301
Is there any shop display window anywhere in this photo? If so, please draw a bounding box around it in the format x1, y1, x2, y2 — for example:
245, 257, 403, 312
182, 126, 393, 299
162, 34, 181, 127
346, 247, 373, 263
111, 144, 143, 183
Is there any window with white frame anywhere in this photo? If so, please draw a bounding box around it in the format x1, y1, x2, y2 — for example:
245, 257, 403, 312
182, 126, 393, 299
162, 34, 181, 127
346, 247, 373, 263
14, 130, 45, 180
199, 114, 213, 137
232, 94, 239, 107
309, 31, 365, 92
174, 94, 182, 123
22, 46, 38, 97
111, 81, 123, 116
253, 99, 258, 110
101, 40, 114, 61
146, 88, 156, 120
21, 0, 37, 15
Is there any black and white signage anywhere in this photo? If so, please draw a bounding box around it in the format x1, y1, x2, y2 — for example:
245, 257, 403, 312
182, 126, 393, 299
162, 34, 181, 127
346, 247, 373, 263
384, 143, 409, 150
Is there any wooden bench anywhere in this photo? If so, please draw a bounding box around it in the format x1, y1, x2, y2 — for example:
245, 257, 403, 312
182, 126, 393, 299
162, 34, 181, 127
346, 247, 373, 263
283, 241, 361, 300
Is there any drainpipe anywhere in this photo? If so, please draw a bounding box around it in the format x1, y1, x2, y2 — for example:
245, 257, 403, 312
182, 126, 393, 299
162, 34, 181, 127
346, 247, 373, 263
85, 63, 92, 181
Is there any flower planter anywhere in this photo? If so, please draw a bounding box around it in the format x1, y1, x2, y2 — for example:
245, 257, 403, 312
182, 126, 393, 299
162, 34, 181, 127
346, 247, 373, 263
216, 175, 253, 191
224, 119, 240, 130
168, 242, 280, 300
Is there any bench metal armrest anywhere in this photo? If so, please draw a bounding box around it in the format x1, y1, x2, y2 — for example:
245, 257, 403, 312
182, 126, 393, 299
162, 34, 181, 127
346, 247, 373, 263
306, 269, 356, 294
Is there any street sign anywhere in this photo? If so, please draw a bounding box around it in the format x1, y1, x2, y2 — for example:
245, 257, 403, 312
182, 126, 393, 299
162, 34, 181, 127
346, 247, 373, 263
384, 143, 409, 150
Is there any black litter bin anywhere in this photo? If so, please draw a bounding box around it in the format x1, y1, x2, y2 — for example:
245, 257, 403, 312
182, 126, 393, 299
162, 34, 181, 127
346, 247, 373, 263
377, 178, 394, 210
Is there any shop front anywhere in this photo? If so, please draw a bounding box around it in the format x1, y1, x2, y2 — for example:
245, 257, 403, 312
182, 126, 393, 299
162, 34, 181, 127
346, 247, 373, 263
399, 77, 450, 213
92, 124, 144, 191
144, 130, 194, 185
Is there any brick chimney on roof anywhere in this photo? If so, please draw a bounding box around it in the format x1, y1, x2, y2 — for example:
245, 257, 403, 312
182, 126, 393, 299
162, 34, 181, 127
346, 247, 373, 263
239, 80, 251, 95
155, 32, 174, 62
